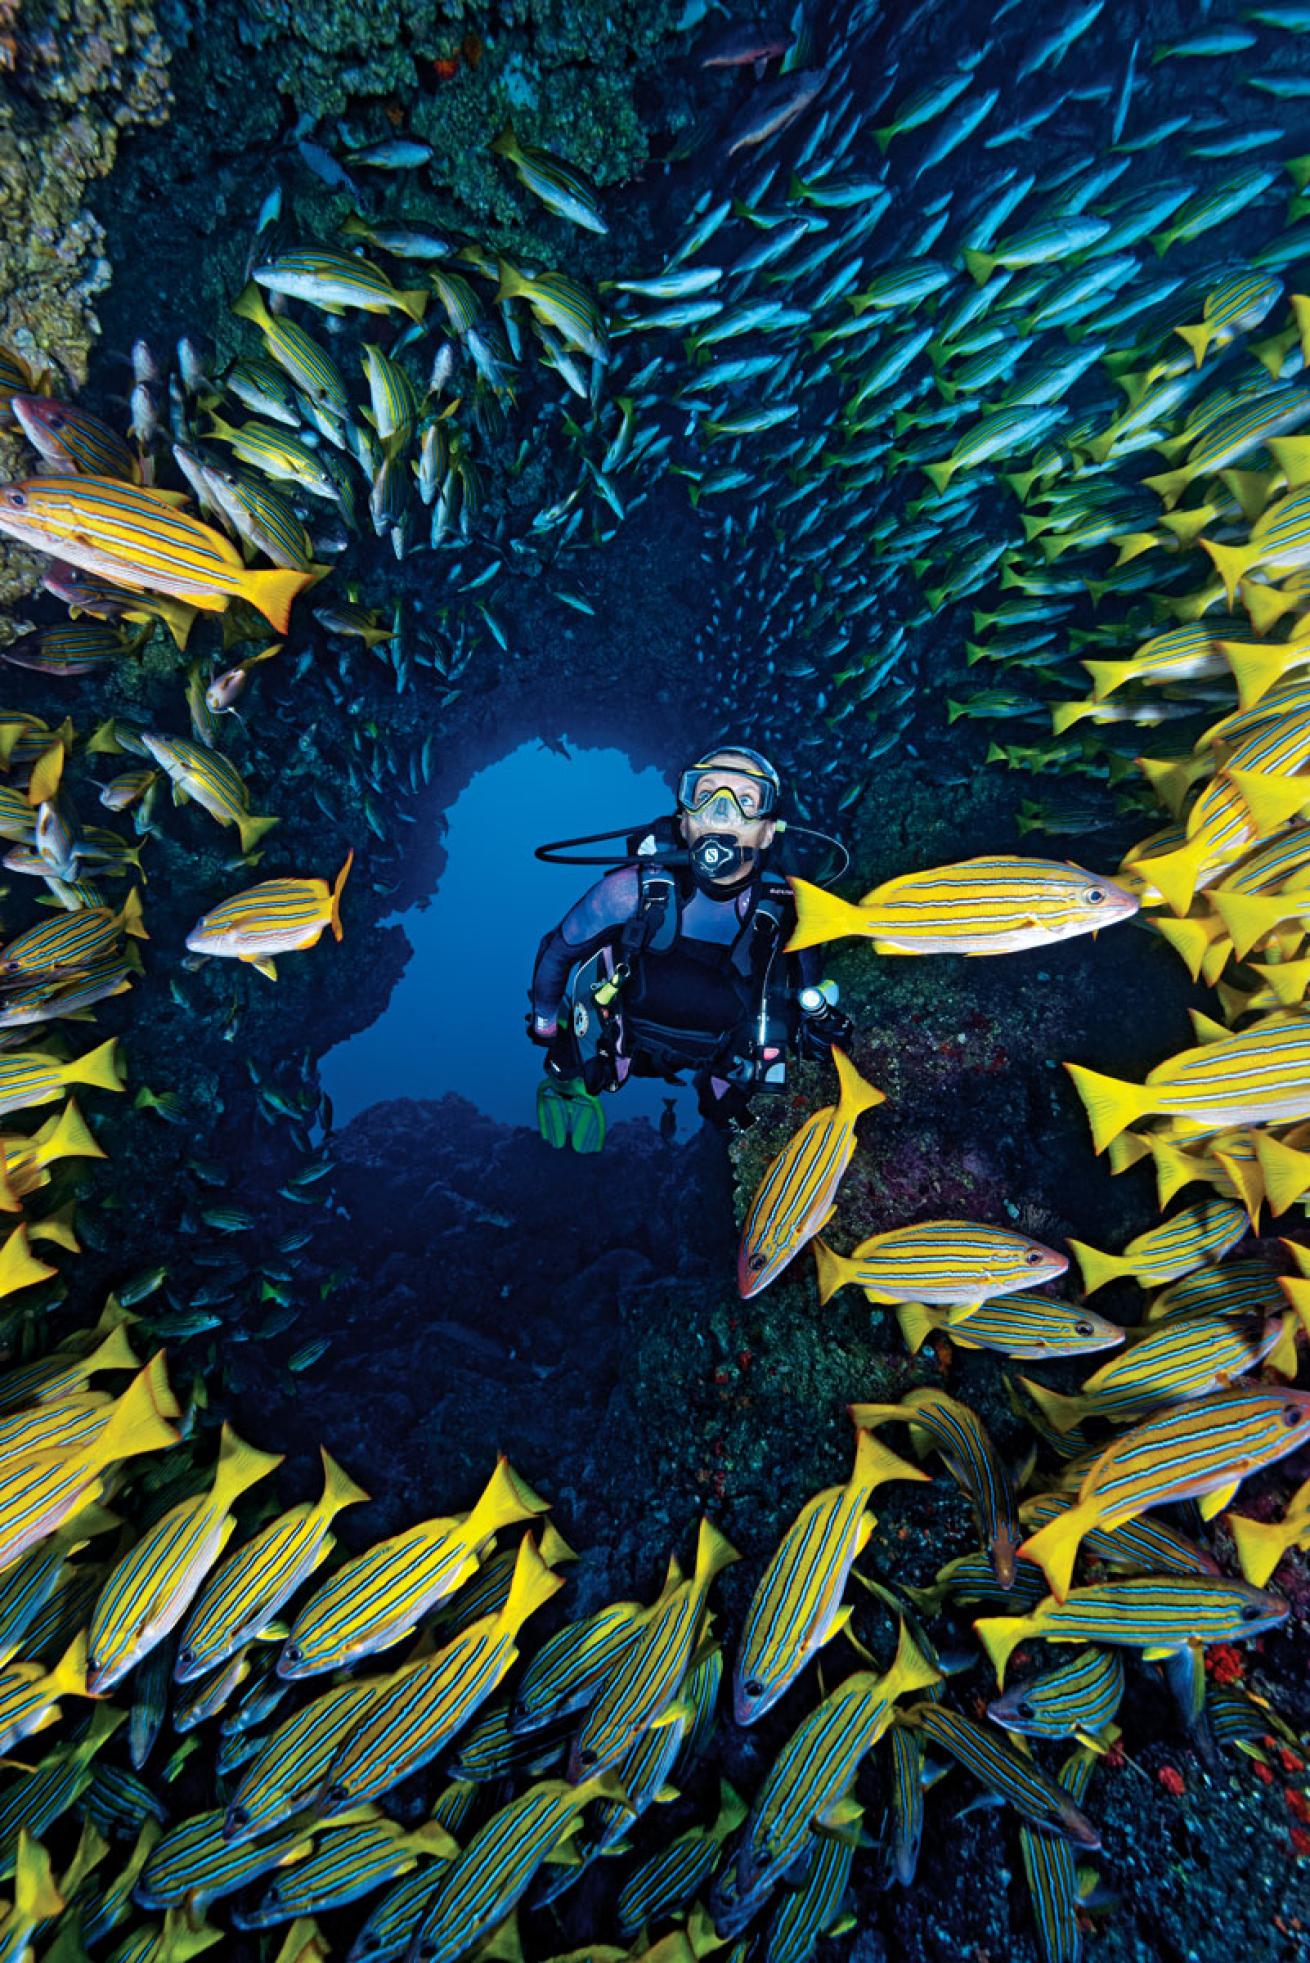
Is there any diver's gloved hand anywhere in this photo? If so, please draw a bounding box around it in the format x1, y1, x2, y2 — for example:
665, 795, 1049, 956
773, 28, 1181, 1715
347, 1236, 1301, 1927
798, 1001, 854, 1057
526, 1011, 558, 1047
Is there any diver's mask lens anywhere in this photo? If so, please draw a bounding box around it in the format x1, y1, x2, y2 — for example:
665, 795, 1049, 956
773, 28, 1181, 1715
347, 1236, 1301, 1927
676, 768, 778, 821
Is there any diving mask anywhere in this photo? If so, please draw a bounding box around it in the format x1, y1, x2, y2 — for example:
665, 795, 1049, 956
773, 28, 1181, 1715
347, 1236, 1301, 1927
676, 766, 780, 822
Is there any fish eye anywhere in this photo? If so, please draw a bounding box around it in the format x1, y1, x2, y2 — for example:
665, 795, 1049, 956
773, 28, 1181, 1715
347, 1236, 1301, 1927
1024, 1248, 1046, 1266
8, 492, 25, 507
1086, 888, 1105, 904
228, 1805, 249, 1827
1075, 1321, 1094, 1337
757, 1847, 773, 1869
1013, 1699, 1032, 1719
325, 1781, 348, 1804
749, 1251, 767, 1272
1284, 1404, 1304, 1426
177, 1645, 194, 1663
48, 413, 65, 429
284, 1643, 301, 1661
577, 1747, 596, 1768
1241, 1602, 1264, 1621
744, 1678, 763, 1697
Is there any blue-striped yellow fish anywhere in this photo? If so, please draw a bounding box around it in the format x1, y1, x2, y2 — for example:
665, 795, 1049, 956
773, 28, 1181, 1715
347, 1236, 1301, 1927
734, 1425, 927, 1724
495, 262, 607, 360
1173, 271, 1282, 366
87, 1422, 282, 1693
509, 1598, 643, 1737
987, 1646, 1125, 1745
853, 1387, 1020, 1586
1018, 1748, 1097, 1963
278, 1456, 547, 1679
901, 1702, 1101, 1848
491, 126, 607, 233
12, 395, 141, 481
787, 858, 1136, 955
1203, 484, 1310, 604
408, 1774, 624, 1963
344, 1863, 446, 1963
0, 479, 314, 633
1017, 1494, 1221, 1578
885, 1719, 926, 1887
737, 1047, 884, 1297
252, 249, 428, 322
1020, 1387, 1310, 1599
230, 285, 351, 417
0, 1352, 177, 1573
232, 1818, 457, 1929
1068, 1198, 1247, 1293
1226, 1474, 1310, 1586
185, 853, 353, 978
135, 1807, 313, 1912
140, 734, 279, 857
814, 1218, 1067, 1312
318, 1534, 562, 1808
761, 1829, 855, 1959
0, 1036, 123, 1121
976, 1573, 1289, 1685
710, 1623, 939, 1939
1069, 1017, 1310, 1148
0, 888, 145, 979
894, 1293, 1124, 1359
174, 1447, 368, 1683
1020, 1310, 1288, 1431
615, 1779, 745, 1937
224, 1679, 383, 1843
569, 1517, 738, 1779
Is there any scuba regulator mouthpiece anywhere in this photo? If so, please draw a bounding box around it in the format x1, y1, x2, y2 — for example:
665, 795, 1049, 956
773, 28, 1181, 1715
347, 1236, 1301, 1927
689, 833, 755, 882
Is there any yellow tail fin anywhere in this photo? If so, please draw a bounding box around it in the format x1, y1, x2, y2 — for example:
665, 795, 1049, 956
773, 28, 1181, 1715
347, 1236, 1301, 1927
46, 1629, 89, 1699
692, 1516, 741, 1590
1066, 1237, 1131, 1296
237, 811, 281, 856
1131, 834, 1212, 917
1268, 435, 1310, 488
785, 877, 869, 951
242, 565, 315, 635
1142, 466, 1191, 510
962, 249, 997, 285
0, 1225, 56, 1299
1018, 1499, 1096, 1602
210, 1423, 283, 1513
1017, 1375, 1089, 1437
812, 1236, 853, 1306
1226, 766, 1310, 836
1211, 889, 1298, 960
502, 1532, 565, 1631
1255, 1133, 1310, 1216
465, 1456, 550, 1544
1219, 638, 1306, 711
13, 1832, 61, 1923
1228, 1513, 1291, 1589
1199, 538, 1255, 608
232, 281, 275, 331
885, 1617, 941, 1701
86, 1352, 180, 1473
972, 1613, 1034, 1687
1244, 581, 1298, 635
318, 1447, 370, 1520
330, 849, 354, 940
852, 1425, 931, 1493
894, 1301, 936, 1354
1081, 659, 1137, 701
831, 1045, 885, 1124
1173, 321, 1211, 367
1063, 1062, 1156, 1153
37, 1098, 106, 1166
64, 1037, 124, 1096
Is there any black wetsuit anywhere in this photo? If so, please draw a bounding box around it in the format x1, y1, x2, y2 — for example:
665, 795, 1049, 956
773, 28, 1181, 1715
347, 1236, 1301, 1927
530, 856, 822, 1113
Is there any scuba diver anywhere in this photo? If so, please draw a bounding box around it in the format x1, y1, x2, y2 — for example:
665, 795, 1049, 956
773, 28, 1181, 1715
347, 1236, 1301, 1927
528, 745, 854, 1152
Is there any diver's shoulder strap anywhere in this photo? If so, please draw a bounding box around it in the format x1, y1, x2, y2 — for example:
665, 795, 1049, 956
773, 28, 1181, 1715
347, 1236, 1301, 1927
730, 876, 790, 977
627, 859, 680, 954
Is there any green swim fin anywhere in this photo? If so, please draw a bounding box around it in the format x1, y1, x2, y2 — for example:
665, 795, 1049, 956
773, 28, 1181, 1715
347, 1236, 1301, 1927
568, 1087, 606, 1155
536, 1077, 573, 1150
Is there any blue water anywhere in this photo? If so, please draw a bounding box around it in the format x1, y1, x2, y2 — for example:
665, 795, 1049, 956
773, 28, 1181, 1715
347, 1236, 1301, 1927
321, 740, 702, 1132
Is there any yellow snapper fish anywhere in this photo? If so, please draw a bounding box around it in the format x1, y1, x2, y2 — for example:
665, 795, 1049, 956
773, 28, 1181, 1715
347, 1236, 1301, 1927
86, 1422, 283, 1693
140, 734, 279, 857
1067, 1199, 1248, 1293
737, 1048, 884, 1297
1067, 1016, 1310, 1148
813, 1219, 1068, 1316
185, 851, 353, 979
0, 478, 314, 634
787, 857, 1136, 955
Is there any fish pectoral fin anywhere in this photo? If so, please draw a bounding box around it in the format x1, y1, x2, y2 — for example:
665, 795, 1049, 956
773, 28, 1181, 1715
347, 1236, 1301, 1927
648, 1698, 695, 1730
829, 1605, 875, 1661
1140, 1644, 1185, 1661
816, 1794, 863, 1831
245, 957, 278, 981
1199, 1479, 1241, 1522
